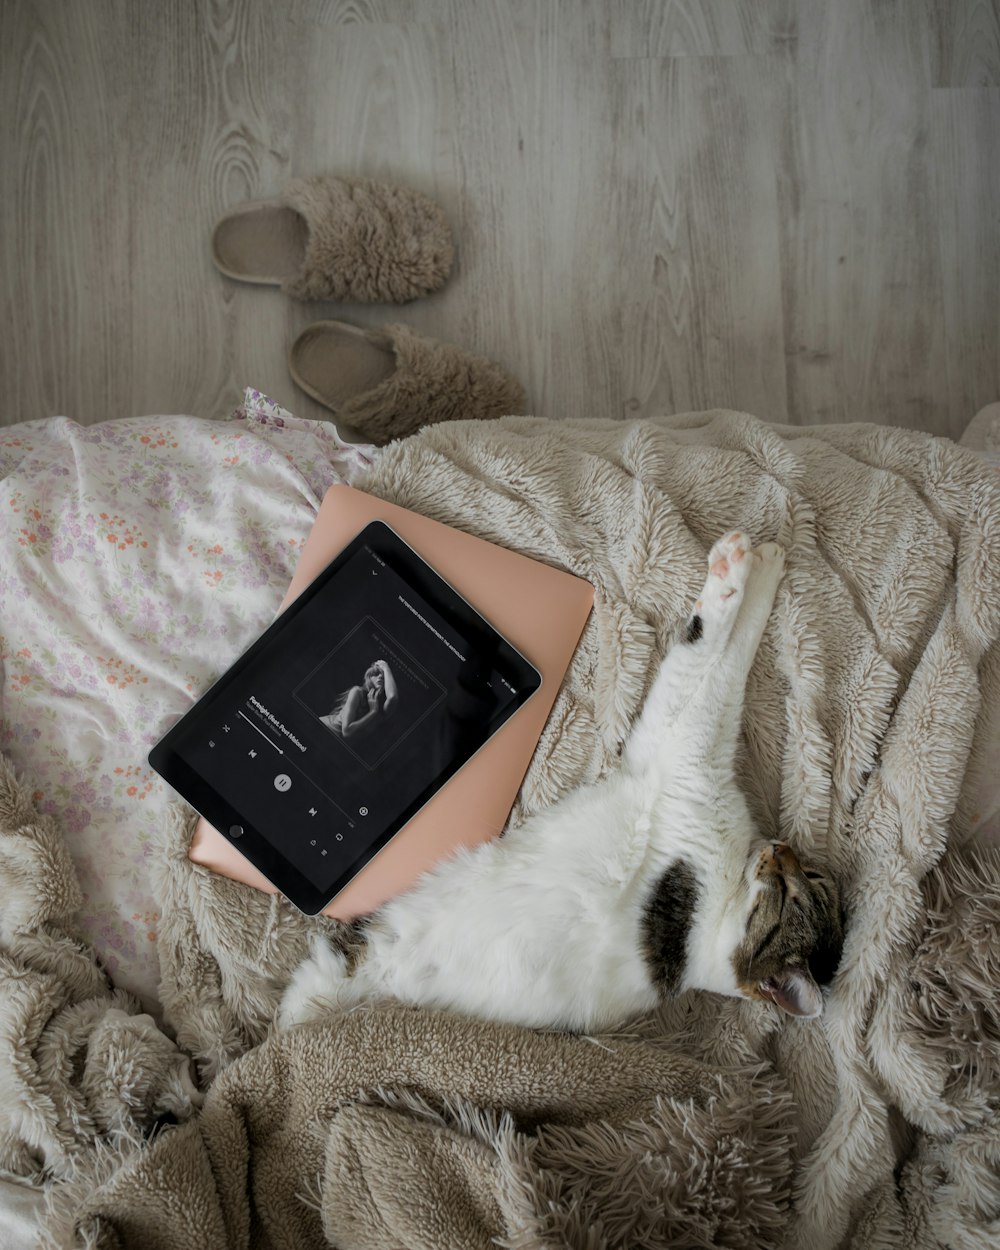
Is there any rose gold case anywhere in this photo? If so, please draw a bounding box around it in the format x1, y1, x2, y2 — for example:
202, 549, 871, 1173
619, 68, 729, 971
187, 484, 594, 919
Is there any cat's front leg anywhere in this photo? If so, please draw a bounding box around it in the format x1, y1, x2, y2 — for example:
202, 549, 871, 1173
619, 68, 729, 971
626, 531, 755, 771
690, 539, 785, 771
721, 540, 786, 677
683, 531, 756, 653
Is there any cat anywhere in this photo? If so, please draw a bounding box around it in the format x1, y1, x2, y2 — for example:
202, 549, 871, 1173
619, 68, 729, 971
278, 531, 844, 1034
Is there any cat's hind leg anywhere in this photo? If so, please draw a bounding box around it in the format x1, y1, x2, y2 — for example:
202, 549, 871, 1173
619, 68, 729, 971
726, 541, 786, 666
276, 934, 359, 1030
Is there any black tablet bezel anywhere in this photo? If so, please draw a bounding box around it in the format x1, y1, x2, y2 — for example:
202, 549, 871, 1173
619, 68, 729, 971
148, 520, 541, 914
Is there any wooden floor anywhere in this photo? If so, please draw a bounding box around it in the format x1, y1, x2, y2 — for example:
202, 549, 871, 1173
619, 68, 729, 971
1, 0, 998, 441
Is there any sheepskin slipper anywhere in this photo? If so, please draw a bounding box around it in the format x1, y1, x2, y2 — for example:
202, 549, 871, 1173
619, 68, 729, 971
211, 176, 454, 303
288, 320, 527, 445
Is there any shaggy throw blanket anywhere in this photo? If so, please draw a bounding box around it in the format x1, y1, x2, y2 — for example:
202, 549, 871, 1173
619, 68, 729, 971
3, 412, 999, 1249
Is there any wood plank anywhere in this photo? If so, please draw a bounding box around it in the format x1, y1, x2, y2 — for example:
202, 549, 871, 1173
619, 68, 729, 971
609, 0, 797, 58
612, 51, 791, 422
931, 85, 1000, 434
930, 0, 1000, 87
442, 0, 620, 420
779, 0, 952, 432
0, 0, 996, 435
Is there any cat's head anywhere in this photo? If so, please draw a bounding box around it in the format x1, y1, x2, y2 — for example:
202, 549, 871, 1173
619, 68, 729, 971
731, 841, 844, 1018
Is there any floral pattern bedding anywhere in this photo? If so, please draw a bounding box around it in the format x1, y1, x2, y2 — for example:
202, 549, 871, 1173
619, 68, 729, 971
0, 391, 373, 1010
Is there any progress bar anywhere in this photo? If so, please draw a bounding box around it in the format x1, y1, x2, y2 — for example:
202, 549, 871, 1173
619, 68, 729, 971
237, 709, 283, 753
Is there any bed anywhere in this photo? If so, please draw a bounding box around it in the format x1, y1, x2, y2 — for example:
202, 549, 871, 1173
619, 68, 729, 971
2, 397, 999, 1248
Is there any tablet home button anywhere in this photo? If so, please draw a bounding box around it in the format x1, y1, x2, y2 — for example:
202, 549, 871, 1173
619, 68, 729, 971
229, 824, 244, 839
274, 774, 292, 792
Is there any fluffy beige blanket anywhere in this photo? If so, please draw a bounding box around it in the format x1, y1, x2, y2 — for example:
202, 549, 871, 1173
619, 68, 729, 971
3, 412, 999, 1249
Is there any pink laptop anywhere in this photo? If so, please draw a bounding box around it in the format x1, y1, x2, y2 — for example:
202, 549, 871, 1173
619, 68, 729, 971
188, 484, 594, 919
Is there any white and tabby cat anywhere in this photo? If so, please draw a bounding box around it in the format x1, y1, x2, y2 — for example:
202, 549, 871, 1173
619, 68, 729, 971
279, 532, 843, 1033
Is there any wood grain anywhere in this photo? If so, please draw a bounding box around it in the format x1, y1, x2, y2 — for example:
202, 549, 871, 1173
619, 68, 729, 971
781, 0, 950, 431
612, 51, 790, 421
608, 0, 797, 58
932, 84, 1000, 431
0, 0, 997, 436
930, 0, 1000, 86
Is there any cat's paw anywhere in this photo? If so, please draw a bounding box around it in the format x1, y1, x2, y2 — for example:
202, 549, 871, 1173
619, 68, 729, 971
751, 542, 786, 592
703, 531, 753, 604
753, 542, 785, 568
684, 531, 753, 645
708, 530, 752, 582
276, 935, 349, 1030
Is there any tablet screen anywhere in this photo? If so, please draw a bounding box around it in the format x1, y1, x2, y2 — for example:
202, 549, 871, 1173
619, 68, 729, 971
149, 522, 541, 913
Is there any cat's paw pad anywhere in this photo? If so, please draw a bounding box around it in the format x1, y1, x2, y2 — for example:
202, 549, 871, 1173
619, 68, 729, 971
705, 531, 753, 602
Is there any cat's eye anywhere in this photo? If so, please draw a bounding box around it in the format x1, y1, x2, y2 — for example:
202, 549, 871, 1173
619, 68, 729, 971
804, 871, 822, 880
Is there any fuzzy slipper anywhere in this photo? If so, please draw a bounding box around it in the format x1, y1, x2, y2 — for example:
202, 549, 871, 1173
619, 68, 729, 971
211, 176, 454, 303
288, 320, 526, 445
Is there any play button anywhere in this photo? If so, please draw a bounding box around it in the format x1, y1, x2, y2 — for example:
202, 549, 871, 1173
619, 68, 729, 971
273, 774, 292, 792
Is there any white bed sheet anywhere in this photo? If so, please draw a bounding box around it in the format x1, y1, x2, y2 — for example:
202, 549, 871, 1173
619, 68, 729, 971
0, 390, 373, 1012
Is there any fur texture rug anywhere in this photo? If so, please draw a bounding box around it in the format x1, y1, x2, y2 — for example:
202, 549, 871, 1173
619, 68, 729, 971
2, 411, 998, 1249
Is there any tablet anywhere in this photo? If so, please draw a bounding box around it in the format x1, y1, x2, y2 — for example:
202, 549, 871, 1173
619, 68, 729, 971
149, 521, 542, 914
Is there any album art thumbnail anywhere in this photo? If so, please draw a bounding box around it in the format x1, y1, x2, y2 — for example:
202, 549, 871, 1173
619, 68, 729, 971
295, 616, 446, 768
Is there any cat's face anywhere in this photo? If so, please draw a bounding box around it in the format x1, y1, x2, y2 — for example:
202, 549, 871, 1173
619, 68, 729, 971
731, 842, 844, 1018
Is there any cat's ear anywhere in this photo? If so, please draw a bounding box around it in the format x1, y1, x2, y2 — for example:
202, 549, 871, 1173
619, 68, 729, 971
759, 967, 822, 1018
